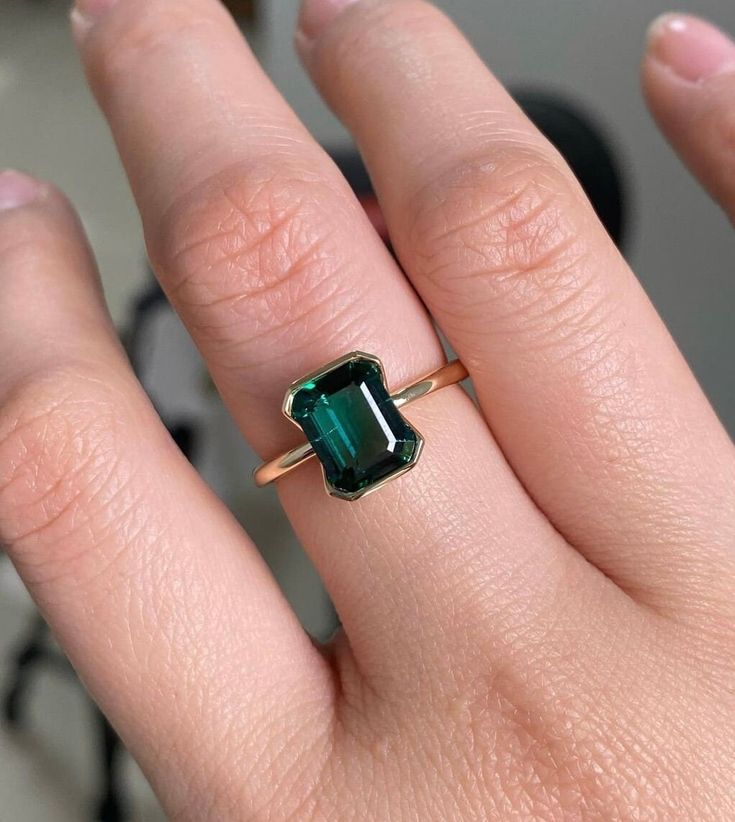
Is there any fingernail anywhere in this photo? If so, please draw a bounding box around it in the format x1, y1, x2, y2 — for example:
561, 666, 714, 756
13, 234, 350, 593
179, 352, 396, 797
647, 13, 735, 83
70, 0, 119, 42
0, 170, 43, 212
296, 0, 360, 54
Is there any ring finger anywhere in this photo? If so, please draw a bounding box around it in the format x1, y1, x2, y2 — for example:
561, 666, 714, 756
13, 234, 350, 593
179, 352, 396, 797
72, 0, 600, 684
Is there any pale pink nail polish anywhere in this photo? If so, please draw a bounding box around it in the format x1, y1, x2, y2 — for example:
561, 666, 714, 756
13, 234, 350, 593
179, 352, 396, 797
297, 0, 361, 53
0, 170, 42, 212
647, 13, 735, 83
70, 0, 119, 42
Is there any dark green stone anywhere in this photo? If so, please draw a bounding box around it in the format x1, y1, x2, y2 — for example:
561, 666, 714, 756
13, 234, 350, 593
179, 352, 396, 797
289, 355, 420, 499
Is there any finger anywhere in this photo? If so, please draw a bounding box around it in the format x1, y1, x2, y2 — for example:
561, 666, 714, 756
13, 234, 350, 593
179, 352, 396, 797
71, 0, 601, 683
643, 13, 735, 221
297, 0, 735, 615
0, 172, 332, 816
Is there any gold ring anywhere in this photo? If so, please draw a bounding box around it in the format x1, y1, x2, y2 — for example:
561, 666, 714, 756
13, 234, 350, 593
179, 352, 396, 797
253, 352, 468, 501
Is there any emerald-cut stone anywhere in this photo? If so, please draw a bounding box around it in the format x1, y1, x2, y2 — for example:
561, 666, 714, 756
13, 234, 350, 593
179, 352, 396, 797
287, 354, 421, 500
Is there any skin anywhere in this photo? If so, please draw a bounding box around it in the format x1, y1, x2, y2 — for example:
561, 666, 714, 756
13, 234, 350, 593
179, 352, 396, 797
0, 0, 734, 818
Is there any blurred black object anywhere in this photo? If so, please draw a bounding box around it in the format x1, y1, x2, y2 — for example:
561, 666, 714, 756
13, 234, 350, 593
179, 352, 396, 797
2, 615, 126, 821
222, 0, 257, 20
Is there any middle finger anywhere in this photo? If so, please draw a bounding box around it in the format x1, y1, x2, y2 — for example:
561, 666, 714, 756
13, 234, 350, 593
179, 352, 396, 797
72, 0, 604, 684
297, 0, 735, 615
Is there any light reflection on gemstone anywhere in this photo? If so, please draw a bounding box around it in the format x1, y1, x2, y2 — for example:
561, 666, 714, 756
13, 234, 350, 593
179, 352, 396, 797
287, 354, 421, 499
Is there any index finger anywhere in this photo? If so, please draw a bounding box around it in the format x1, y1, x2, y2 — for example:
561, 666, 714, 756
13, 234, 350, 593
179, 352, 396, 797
0, 175, 333, 816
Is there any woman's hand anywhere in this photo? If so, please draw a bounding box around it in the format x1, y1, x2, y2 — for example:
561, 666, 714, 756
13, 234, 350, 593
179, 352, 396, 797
1, 1, 734, 818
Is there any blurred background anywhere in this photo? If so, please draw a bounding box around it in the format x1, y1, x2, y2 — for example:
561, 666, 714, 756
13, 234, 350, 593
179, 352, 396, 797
1, 0, 734, 819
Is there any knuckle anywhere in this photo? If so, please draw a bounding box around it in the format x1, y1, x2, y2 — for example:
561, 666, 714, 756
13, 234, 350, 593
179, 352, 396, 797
152, 161, 356, 361
0, 225, 47, 272
87, 1, 214, 89
406, 148, 593, 323
325, 0, 446, 77
0, 197, 67, 266
0, 364, 134, 579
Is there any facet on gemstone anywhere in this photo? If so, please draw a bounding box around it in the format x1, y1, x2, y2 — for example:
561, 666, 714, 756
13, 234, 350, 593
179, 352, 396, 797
286, 353, 422, 500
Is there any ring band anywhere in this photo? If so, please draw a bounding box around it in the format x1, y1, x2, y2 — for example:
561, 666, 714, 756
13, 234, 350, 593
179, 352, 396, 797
254, 352, 468, 501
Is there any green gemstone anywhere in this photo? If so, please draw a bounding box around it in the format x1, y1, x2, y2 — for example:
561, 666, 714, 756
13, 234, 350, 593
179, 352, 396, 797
288, 354, 421, 499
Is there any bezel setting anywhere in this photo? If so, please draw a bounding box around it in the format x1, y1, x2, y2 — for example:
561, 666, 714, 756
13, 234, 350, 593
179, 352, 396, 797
283, 351, 424, 501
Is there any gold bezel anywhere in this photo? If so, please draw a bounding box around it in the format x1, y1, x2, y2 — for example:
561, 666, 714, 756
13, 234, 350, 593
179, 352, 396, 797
281, 351, 424, 502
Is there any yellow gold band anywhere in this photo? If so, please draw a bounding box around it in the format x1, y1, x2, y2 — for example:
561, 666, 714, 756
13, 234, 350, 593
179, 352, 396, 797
253, 359, 468, 488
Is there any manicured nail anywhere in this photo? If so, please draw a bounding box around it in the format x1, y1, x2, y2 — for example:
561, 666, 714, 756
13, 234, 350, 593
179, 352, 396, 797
0, 171, 43, 212
647, 13, 735, 83
70, 0, 119, 42
296, 0, 360, 54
